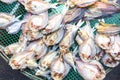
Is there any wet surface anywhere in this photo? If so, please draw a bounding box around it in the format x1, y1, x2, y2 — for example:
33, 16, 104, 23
0, 56, 120, 80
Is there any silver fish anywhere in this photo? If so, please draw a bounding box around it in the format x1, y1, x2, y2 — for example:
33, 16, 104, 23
95, 33, 114, 50
84, 2, 120, 20
59, 20, 84, 54
6, 20, 26, 34
39, 50, 59, 71
76, 58, 106, 80
105, 35, 120, 60
101, 53, 119, 67
79, 38, 97, 62
9, 51, 37, 69
43, 27, 65, 46
0, 0, 17, 4
35, 69, 51, 79
96, 21, 120, 35
23, 0, 57, 14
42, 6, 68, 34
26, 39, 48, 60
70, 0, 98, 7
0, 13, 20, 29
51, 55, 71, 80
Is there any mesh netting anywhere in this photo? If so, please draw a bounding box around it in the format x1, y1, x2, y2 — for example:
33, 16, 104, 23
0, 1, 120, 80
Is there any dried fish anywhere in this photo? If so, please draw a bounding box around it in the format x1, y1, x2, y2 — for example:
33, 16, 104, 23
51, 55, 71, 80
63, 51, 76, 71
26, 39, 48, 60
39, 50, 59, 71
24, 0, 57, 14
0, 0, 17, 4
35, 69, 51, 79
0, 13, 20, 29
101, 53, 119, 67
59, 20, 84, 54
70, 0, 98, 7
79, 38, 97, 62
84, 2, 120, 20
6, 20, 26, 34
96, 21, 120, 35
78, 21, 95, 40
105, 35, 120, 60
43, 27, 65, 46
42, 6, 68, 34
63, 7, 85, 23
76, 58, 106, 80
9, 51, 37, 69
95, 33, 114, 50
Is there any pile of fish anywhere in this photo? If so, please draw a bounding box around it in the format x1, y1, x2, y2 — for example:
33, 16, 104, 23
1, 0, 120, 80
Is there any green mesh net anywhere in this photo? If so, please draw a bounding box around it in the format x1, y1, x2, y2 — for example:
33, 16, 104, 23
0, 1, 120, 80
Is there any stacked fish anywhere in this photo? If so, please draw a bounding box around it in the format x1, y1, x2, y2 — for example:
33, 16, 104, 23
0, 0, 120, 80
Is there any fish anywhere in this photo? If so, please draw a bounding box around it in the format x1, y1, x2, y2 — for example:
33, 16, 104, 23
9, 51, 37, 69
101, 53, 119, 67
39, 50, 59, 71
42, 6, 68, 34
63, 7, 85, 23
59, 20, 84, 54
6, 20, 26, 34
28, 11, 48, 30
43, 27, 65, 46
35, 69, 51, 79
76, 58, 106, 80
105, 35, 120, 60
23, 0, 57, 14
0, 13, 20, 29
70, 0, 98, 7
84, 2, 120, 20
75, 34, 83, 45
51, 55, 71, 80
96, 21, 120, 35
95, 33, 115, 50
79, 38, 97, 62
0, 0, 17, 4
26, 39, 48, 60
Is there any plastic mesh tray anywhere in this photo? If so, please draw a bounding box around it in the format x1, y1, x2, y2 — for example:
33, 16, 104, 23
0, 1, 120, 80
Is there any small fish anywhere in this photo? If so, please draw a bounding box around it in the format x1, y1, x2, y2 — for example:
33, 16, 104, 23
96, 21, 120, 35
43, 27, 65, 46
28, 11, 48, 30
78, 21, 95, 40
35, 69, 51, 79
6, 20, 26, 34
39, 50, 59, 71
105, 35, 120, 60
24, 0, 57, 14
9, 51, 37, 69
63, 7, 85, 23
26, 39, 48, 60
95, 33, 114, 50
0, 13, 19, 29
76, 58, 106, 80
4, 43, 20, 55
101, 53, 119, 67
84, 2, 120, 20
75, 34, 83, 45
70, 0, 98, 7
63, 47, 77, 71
42, 6, 68, 34
0, 0, 17, 4
51, 55, 71, 80
59, 20, 84, 54
79, 38, 97, 62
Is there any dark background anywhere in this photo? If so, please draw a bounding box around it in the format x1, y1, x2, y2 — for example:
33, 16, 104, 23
0, 56, 120, 80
